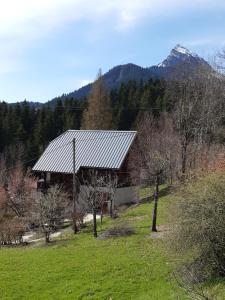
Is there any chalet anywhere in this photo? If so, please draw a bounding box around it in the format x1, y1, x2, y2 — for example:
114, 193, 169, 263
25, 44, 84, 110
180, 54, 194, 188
32, 130, 138, 208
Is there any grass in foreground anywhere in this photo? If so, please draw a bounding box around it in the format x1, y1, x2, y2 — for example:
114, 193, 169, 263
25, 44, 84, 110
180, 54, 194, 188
0, 188, 224, 300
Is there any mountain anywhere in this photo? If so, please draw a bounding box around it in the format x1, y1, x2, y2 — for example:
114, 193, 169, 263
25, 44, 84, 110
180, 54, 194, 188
6, 45, 210, 107
156, 44, 207, 68
49, 63, 149, 105
50, 44, 209, 102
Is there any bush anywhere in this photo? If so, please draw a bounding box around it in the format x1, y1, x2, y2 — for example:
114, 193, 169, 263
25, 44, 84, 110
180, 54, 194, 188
168, 172, 225, 282
0, 217, 26, 245
33, 185, 69, 243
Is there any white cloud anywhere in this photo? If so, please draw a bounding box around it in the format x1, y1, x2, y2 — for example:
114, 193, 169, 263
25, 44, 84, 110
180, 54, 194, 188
78, 79, 91, 88
61, 77, 92, 94
0, 0, 224, 73
0, 0, 224, 37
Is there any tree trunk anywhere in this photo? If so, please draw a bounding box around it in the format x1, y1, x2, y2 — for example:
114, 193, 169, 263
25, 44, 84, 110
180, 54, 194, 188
93, 208, 97, 238
45, 231, 50, 243
73, 213, 78, 234
100, 205, 103, 224
109, 198, 113, 218
152, 175, 159, 232
181, 140, 188, 177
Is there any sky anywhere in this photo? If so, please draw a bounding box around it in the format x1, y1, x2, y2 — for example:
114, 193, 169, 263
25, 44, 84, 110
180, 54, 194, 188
1, 0, 225, 103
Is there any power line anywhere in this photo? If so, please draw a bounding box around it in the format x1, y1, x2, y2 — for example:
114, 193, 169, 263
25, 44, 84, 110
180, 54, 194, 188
51, 106, 161, 111
0, 141, 73, 174
0, 132, 136, 174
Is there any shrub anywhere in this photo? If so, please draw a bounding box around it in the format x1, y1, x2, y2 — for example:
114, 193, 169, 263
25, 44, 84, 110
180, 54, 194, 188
0, 217, 26, 245
168, 172, 225, 282
33, 185, 69, 243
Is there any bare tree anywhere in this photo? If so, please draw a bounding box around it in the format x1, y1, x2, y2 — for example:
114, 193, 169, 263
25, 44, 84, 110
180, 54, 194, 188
80, 169, 103, 237
81, 69, 112, 130
103, 172, 118, 219
33, 185, 69, 243
0, 187, 7, 220
131, 112, 180, 232
5, 163, 37, 218
80, 169, 118, 237
0, 159, 38, 245
167, 65, 225, 177
0, 153, 6, 186
212, 48, 225, 75
0, 162, 35, 245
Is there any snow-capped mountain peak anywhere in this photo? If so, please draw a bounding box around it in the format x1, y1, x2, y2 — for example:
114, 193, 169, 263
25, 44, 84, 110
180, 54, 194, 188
172, 44, 198, 57
174, 44, 191, 54
157, 44, 203, 68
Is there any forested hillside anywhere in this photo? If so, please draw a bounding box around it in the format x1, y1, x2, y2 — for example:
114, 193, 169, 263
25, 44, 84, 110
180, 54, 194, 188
0, 79, 166, 165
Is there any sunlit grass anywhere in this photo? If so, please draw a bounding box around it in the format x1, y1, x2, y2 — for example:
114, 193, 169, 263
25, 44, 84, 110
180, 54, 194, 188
0, 186, 224, 299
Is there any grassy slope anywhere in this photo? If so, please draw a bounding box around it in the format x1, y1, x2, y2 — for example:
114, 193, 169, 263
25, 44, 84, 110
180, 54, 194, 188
0, 189, 224, 300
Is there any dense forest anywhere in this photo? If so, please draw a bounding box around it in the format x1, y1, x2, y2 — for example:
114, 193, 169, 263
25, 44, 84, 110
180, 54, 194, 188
0, 79, 166, 165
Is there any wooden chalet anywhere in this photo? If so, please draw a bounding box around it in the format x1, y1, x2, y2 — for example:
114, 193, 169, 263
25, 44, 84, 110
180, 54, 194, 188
32, 130, 138, 207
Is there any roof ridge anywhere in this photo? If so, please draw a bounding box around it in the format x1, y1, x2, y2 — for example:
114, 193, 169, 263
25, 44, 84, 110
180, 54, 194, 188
49, 130, 137, 145
67, 130, 137, 133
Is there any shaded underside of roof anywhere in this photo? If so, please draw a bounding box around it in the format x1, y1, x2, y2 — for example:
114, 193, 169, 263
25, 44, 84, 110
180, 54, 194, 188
32, 130, 137, 174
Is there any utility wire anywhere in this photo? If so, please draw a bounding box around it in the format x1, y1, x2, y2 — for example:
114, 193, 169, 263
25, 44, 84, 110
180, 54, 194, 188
49, 106, 161, 111
0, 141, 73, 173
0, 132, 136, 174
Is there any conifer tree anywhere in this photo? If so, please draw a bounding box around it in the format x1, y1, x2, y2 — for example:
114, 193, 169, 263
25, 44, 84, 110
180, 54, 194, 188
81, 69, 112, 130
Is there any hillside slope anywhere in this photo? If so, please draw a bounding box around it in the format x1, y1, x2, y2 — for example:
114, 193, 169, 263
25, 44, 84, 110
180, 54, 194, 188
0, 188, 224, 299
0, 191, 182, 299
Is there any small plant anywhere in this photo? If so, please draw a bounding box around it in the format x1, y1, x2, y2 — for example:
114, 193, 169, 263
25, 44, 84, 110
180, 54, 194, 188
33, 185, 69, 243
0, 217, 26, 245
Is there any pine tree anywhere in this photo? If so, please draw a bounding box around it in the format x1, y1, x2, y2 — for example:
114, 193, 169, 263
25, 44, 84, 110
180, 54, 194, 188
81, 69, 112, 130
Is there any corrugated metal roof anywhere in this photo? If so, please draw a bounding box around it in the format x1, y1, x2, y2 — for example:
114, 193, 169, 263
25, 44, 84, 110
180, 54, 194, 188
33, 130, 137, 174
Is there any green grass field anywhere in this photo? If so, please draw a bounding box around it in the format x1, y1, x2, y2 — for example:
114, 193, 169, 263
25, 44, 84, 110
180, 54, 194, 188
0, 188, 224, 300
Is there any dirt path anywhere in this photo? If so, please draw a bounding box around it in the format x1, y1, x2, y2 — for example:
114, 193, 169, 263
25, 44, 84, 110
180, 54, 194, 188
23, 214, 100, 243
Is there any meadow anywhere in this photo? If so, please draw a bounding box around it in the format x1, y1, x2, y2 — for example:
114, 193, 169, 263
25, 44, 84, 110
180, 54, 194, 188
0, 189, 224, 300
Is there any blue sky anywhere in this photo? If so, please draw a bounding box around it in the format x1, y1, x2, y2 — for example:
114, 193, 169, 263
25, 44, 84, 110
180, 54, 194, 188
1, 0, 225, 103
